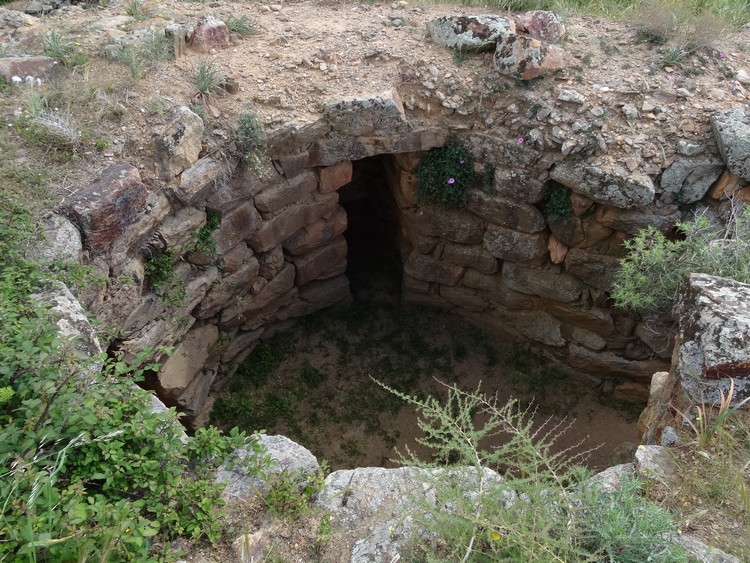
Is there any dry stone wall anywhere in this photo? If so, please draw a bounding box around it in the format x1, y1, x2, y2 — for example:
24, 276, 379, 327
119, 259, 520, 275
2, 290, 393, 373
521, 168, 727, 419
51, 82, 750, 424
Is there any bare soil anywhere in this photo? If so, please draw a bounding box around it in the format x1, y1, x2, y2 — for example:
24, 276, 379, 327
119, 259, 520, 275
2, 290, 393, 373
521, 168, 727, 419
210, 302, 641, 471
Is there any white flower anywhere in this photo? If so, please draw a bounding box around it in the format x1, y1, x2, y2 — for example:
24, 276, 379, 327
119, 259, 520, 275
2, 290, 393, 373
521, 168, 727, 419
36, 77, 42, 87
25, 75, 34, 85
11, 75, 22, 84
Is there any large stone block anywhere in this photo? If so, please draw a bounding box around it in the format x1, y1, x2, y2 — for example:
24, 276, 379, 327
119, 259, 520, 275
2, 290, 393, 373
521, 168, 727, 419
404, 252, 464, 286
439, 285, 495, 312
712, 108, 750, 182
595, 204, 681, 236
493, 168, 547, 204
677, 273, 750, 404
290, 236, 348, 286
441, 243, 498, 274
550, 161, 655, 209
248, 193, 339, 253
462, 269, 535, 310
483, 224, 548, 262
515, 10, 566, 42
153, 106, 204, 180
319, 161, 353, 193
157, 324, 218, 402
194, 256, 260, 319
66, 163, 148, 254
324, 88, 408, 136
25, 213, 82, 264
427, 15, 515, 50
255, 170, 318, 214
176, 155, 223, 205
564, 248, 621, 292
284, 206, 347, 256
154, 207, 206, 252
191, 15, 229, 53
466, 191, 545, 233
491, 308, 565, 346
659, 158, 724, 204
406, 206, 486, 245
215, 201, 261, 254
503, 262, 584, 303
544, 301, 614, 335
219, 262, 296, 329
493, 31, 573, 80
567, 344, 669, 381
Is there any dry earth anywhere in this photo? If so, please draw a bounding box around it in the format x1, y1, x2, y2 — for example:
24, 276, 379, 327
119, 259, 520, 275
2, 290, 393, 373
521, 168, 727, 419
2, 0, 750, 202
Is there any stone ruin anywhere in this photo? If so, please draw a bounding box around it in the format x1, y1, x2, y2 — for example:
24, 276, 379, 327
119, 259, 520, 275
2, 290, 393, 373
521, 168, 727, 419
16, 9, 749, 427
38, 87, 748, 426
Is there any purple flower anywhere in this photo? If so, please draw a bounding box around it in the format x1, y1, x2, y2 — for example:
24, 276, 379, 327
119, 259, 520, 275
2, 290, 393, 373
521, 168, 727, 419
517, 137, 524, 144
667, 75, 674, 81
447, 177, 455, 184
459, 159, 465, 164
719, 51, 726, 59
418, 209, 424, 216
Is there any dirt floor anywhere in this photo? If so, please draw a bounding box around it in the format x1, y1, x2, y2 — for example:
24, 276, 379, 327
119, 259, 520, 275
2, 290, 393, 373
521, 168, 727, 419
210, 301, 642, 471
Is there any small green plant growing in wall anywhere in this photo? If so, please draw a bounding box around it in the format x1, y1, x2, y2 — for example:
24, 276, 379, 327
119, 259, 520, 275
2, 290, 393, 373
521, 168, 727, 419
190, 209, 221, 256
415, 142, 475, 208
234, 112, 266, 170
544, 185, 572, 219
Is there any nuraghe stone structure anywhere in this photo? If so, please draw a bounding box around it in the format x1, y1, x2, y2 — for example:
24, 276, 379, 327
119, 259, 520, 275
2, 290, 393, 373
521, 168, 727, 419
48, 85, 750, 426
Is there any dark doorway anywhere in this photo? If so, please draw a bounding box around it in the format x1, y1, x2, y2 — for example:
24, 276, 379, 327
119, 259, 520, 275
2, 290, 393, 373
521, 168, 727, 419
339, 155, 403, 304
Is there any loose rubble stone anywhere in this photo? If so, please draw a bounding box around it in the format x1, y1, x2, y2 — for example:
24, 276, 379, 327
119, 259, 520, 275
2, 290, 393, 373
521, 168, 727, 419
515, 10, 566, 42
427, 14, 515, 51
191, 15, 229, 53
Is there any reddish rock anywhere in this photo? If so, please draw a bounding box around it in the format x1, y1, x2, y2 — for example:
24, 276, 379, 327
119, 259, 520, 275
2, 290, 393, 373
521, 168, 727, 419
66, 163, 148, 254
515, 11, 566, 42
255, 170, 318, 214
284, 206, 347, 256
214, 202, 261, 254
494, 32, 573, 80
191, 15, 230, 53
0, 56, 55, 83
319, 161, 353, 193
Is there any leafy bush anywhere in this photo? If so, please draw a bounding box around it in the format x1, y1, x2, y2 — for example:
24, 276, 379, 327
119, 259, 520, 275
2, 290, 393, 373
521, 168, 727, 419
612, 204, 750, 316
0, 193, 268, 560
379, 381, 686, 562
415, 142, 475, 208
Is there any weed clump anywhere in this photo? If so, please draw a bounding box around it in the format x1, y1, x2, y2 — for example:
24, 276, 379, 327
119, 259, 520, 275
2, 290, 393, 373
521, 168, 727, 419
378, 381, 687, 562
234, 112, 266, 170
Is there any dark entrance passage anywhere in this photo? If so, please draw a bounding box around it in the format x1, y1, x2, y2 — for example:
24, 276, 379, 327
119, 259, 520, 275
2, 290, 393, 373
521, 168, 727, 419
339, 155, 403, 304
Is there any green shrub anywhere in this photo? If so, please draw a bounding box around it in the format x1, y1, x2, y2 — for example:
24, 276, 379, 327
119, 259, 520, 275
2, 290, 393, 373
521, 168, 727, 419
43, 30, 88, 68
612, 205, 750, 316
415, 142, 475, 208
0, 192, 268, 560
189, 209, 221, 255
